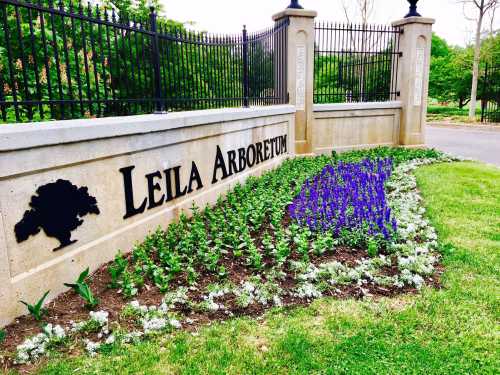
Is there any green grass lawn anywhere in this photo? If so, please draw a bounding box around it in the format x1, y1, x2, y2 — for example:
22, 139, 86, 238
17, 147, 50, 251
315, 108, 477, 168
35, 161, 500, 375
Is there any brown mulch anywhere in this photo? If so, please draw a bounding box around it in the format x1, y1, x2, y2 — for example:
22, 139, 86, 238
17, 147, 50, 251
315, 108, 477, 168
0, 242, 444, 374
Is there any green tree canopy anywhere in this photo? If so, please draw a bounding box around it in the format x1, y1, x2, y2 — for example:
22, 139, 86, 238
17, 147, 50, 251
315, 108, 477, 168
429, 32, 500, 108
431, 33, 451, 58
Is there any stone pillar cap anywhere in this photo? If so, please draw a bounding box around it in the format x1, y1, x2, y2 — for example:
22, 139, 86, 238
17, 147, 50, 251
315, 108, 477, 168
272, 8, 317, 21
392, 17, 435, 27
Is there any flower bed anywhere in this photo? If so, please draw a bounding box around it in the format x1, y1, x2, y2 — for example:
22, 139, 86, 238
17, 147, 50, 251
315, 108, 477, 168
0, 147, 457, 372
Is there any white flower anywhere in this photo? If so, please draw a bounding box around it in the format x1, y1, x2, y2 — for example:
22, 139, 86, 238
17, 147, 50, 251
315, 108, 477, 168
129, 300, 148, 314
89, 310, 109, 327
412, 274, 425, 289
105, 335, 116, 345
298, 264, 320, 282
242, 282, 255, 294
70, 321, 86, 332
43, 323, 66, 339
169, 319, 182, 329
52, 325, 66, 339
163, 287, 190, 308
123, 331, 144, 344
15, 324, 66, 364
85, 340, 101, 357
15, 333, 49, 364
142, 317, 167, 334
158, 303, 168, 313
273, 295, 283, 307
295, 282, 322, 299
204, 299, 221, 311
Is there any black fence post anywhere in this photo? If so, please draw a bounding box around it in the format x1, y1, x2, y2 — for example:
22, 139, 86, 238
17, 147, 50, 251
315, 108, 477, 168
242, 25, 249, 108
149, 6, 164, 113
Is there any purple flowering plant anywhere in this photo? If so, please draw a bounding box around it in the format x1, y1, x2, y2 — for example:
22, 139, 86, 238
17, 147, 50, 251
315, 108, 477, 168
288, 158, 398, 251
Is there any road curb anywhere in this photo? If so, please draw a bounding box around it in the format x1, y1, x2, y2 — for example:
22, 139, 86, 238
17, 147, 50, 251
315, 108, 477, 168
427, 122, 500, 132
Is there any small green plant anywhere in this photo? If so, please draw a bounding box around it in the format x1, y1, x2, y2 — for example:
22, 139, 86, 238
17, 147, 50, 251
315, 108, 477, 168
20, 290, 50, 321
0, 329, 5, 344
367, 238, 380, 257
64, 268, 99, 309
120, 304, 142, 320
120, 268, 140, 298
81, 319, 104, 334
331, 150, 339, 163
186, 265, 198, 286
108, 251, 128, 289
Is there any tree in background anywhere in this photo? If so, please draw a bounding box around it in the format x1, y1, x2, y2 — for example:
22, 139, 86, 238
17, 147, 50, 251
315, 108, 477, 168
429, 34, 473, 108
428, 30, 500, 114
0, 0, 246, 122
341, 0, 375, 25
341, 0, 376, 101
458, 0, 498, 120
480, 33, 500, 62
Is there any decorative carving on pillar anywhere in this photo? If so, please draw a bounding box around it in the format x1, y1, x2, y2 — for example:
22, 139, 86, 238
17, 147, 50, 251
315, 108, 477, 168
296, 45, 306, 110
414, 47, 425, 106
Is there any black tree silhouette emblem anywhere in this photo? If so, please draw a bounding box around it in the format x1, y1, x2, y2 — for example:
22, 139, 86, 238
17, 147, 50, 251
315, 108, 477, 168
14, 179, 100, 251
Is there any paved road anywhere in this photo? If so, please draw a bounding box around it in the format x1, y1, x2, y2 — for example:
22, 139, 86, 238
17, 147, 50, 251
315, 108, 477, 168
426, 126, 500, 167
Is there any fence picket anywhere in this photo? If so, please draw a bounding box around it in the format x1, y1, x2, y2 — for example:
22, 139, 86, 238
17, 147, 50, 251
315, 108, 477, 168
314, 21, 402, 104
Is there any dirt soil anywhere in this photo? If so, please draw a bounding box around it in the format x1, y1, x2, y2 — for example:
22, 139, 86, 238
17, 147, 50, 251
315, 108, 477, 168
0, 242, 444, 374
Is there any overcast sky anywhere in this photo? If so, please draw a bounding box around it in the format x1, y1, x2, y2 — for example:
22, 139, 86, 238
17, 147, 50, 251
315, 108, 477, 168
160, 0, 499, 47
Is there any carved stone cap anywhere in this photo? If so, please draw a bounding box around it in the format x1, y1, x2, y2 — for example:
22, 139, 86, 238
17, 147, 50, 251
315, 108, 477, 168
392, 17, 435, 27
272, 8, 317, 21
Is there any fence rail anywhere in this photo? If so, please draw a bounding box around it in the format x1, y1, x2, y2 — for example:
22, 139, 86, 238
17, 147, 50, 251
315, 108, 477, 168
0, 0, 288, 123
314, 22, 402, 104
481, 63, 500, 123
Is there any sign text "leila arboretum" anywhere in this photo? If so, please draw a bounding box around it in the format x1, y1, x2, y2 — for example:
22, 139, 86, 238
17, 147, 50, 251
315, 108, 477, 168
119, 135, 288, 219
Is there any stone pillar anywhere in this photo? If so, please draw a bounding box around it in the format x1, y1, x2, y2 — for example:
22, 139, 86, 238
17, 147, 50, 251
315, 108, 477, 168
273, 8, 317, 155
392, 17, 434, 146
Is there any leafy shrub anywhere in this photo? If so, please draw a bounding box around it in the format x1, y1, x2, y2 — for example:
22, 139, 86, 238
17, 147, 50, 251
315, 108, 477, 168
427, 106, 480, 116
336, 147, 444, 165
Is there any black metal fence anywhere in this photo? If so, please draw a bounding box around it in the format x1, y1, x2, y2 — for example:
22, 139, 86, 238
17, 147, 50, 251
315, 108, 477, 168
481, 63, 500, 123
314, 22, 402, 104
0, 0, 288, 123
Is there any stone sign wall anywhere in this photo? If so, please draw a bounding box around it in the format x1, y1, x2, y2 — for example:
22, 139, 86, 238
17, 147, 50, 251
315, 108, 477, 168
312, 102, 402, 154
0, 7, 435, 327
0, 106, 295, 326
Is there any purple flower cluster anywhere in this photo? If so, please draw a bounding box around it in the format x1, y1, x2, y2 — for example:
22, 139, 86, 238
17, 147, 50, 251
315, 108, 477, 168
289, 158, 397, 240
